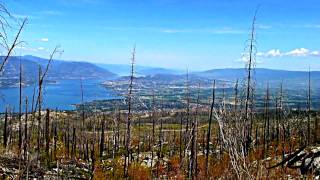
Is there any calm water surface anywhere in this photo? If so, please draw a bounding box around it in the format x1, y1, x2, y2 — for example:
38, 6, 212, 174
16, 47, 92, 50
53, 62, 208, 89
0, 79, 117, 112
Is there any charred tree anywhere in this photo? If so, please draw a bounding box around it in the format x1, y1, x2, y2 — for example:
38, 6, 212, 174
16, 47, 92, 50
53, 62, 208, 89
100, 115, 105, 158
45, 109, 50, 159
18, 61, 22, 151
24, 98, 28, 159
244, 9, 258, 155
205, 80, 215, 176
3, 108, 8, 148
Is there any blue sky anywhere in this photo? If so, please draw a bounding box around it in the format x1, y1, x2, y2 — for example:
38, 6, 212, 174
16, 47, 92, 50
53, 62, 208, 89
6, 0, 320, 71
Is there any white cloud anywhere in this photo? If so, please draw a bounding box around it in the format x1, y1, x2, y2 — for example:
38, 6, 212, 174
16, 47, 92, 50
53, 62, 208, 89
285, 48, 309, 57
39, 38, 49, 42
311, 51, 320, 56
161, 29, 181, 33
265, 49, 282, 57
16, 46, 38, 52
257, 49, 282, 58
257, 48, 320, 58
235, 56, 262, 64
235, 56, 247, 63
37, 47, 45, 51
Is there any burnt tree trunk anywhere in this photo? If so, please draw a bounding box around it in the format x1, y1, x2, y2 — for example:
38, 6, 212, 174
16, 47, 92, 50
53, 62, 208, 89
100, 116, 105, 158
205, 80, 215, 176
45, 109, 50, 158
3, 108, 8, 148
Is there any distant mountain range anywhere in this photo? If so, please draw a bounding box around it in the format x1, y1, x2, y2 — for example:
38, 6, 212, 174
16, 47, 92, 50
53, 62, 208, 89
0, 55, 116, 87
96, 63, 183, 76
1, 55, 319, 90
197, 68, 319, 81
196, 68, 320, 89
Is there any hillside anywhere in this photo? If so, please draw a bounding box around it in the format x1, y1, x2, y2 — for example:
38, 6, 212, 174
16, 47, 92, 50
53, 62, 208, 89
0, 56, 117, 87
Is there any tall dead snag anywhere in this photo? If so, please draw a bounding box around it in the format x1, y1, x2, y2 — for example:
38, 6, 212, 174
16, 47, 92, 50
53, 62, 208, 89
80, 79, 85, 158
190, 84, 200, 179
244, 9, 258, 155
24, 98, 28, 159
307, 69, 311, 145
137, 116, 141, 162
72, 126, 76, 159
113, 107, 120, 152
45, 109, 50, 159
315, 115, 318, 143
112, 108, 120, 177
185, 69, 190, 138
173, 129, 177, 156
37, 65, 42, 161
205, 80, 215, 176
151, 90, 156, 169
18, 61, 22, 151
314, 80, 318, 143
31, 84, 36, 114
35, 46, 62, 161
263, 84, 270, 156
234, 79, 239, 114
278, 83, 286, 143
179, 113, 183, 161
275, 94, 280, 144
67, 119, 70, 158
157, 97, 164, 178
90, 124, 96, 178
100, 115, 105, 158
124, 45, 135, 177
53, 111, 57, 161
183, 69, 190, 167
3, 107, 8, 148
159, 97, 164, 160
80, 79, 85, 127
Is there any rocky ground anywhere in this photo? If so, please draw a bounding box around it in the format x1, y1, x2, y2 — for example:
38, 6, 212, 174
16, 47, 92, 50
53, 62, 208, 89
267, 145, 320, 178
0, 156, 92, 179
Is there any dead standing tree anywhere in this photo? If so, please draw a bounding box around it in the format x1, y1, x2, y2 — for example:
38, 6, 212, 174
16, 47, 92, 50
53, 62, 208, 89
124, 45, 136, 177
190, 83, 200, 179
100, 115, 105, 158
205, 80, 215, 176
182, 68, 191, 170
3, 107, 8, 148
209, 9, 260, 179
185, 69, 190, 139
34, 46, 62, 162
0, 3, 28, 155
19, 60, 23, 151
263, 84, 270, 157
307, 69, 311, 145
151, 90, 156, 170
243, 8, 258, 155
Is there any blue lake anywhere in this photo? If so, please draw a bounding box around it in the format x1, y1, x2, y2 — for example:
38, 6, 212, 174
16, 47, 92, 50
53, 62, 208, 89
0, 79, 117, 112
